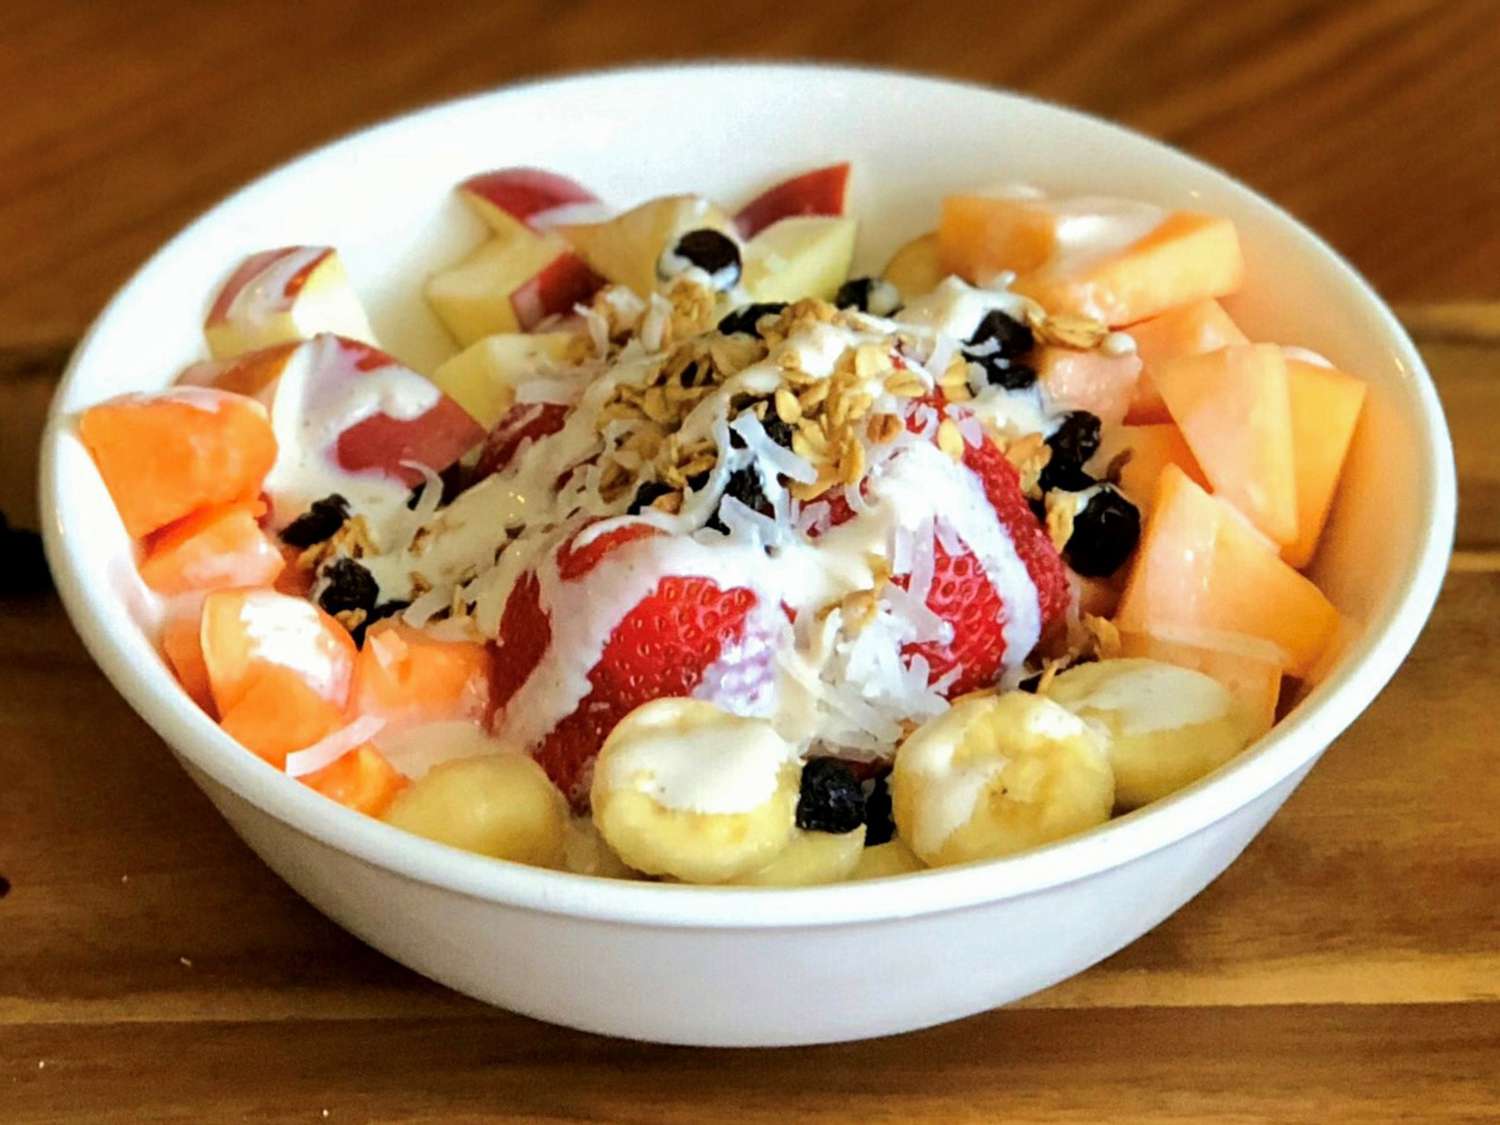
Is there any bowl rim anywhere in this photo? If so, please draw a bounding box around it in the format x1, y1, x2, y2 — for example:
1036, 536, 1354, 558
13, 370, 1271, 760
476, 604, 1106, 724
40, 60, 1456, 929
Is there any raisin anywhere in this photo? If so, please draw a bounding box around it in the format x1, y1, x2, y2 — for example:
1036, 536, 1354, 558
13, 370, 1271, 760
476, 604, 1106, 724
966, 309, 1034, 358
718, 302, 788, 337
665, 228, 741, 289
280, 494, 350, 548
705, 467, 771, 534
316, 557, 379, 617
834, 276, 903, 316
968, 354, 1038, 391
796, 758, 866, 834
627, 480, 675, 515
862, 774, 895, 846
1065, 486, 1142, 578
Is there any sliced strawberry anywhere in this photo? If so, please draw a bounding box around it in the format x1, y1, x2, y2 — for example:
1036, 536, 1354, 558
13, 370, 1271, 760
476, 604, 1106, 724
491, 522, 759, 807
898, 540, 1008, 696
474, 402, 569, 480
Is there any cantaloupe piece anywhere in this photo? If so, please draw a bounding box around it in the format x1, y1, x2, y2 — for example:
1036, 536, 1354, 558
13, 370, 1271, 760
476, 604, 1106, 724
1118, 630, 1282, 739
1283, 358, 1367, 569
352, 619, 492, 728
78, 388, 277, 538
200, 588, 356, 767
303, 744, 409, 816
1125, 299, 1248, 423
1020, 213, 1244, 327
1035, 347, 1143, 428
138, 500, 284, 596
938, 195, 1060, 281
1152, 344, 1297, 544
1115, 465, 1340, 677
161, 610, 214, 713
1093, 423, 1209, 517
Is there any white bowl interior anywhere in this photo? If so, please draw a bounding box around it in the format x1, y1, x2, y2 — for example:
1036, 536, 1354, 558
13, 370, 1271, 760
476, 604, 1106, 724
41, 64, 1454, 927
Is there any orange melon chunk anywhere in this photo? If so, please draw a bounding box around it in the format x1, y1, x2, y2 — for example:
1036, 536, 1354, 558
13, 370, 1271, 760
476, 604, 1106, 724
1153, 344, 1297, 544
1093, 423, 1208, 517
1115, 465, 1339, 677
161, 610, 214, 713
1283, 358, 1367, 569
352, 619, 493, 728
1126, 299, 1248, 423
139, 500, 284, 596
78, 388, 277, 539
303, 744, 409, 816
1019, 212, 1244, 327
1119, 630, 1282, 739
200, 588, 356, 765
938, 195, 1060, 282
1036, 347, 1142, 428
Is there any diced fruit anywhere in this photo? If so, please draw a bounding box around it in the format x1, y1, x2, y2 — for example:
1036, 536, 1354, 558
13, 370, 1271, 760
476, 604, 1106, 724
1283, 357, 1367, 568
734, 163, 851, 238
560, 194, 733, 298
138, 500, 284, 596
474, 402, 570, 480
161, 609, 213, 713
178, 341, 299, 399
426, 236, 601, 346
1092, 423, 1208, 517
204, 246, 375, 359
589, 699, 800, 883
185, 335, 482, 525
1046, 658, 1253, 809
382, 753, 568, 867
1154, 344, 1297, 544
352, 619, 492, 728
740, 216, 858, 303
78, 388, 277, 538
881, 231, 944, 301
457, 168, 599, 240
1018, 212, 1244, 327
1118, 630, 1282, 739
1036, 346, 1143, 428
218, 667, 348, 767
430, 331, 575, 430
850, 837, 925, 879
729, 826, 867, 886
200, 587, 355, 720
302, 744, 408, 816
938, 193, 1062, 280
1125, 299, 1247, 423
1115, 465, 1340, 677
561, 815, 638, 878
891, 692, 1114, 867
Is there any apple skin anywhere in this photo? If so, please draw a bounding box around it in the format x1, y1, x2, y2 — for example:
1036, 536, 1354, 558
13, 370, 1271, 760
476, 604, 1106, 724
426, 236, 602, 347
734, 163, 851, 238
459, 168, 600, 238
204, 246, 376, 359
473, 402, 569, 481
510, 252, 604, 330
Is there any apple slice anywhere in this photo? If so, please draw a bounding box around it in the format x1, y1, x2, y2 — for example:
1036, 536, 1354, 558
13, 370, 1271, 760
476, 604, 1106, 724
182, 334, 483, 527
431, 331, 576, 430
426, 235, 602, 347
740, 216, 858, 303
559, 194, 734, 298
734, 163, 851, 238
458, 167, 600, 240
882, 231, 944, 300
204, 246, 375, 359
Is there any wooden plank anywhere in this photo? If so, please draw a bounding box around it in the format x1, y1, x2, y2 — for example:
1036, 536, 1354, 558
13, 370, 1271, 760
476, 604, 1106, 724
1, 1, 1498, 349
2, 1004, 1496, 1123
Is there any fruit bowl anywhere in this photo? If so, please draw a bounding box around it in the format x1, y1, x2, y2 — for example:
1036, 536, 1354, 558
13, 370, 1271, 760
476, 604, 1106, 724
40, 63, 1454, 1046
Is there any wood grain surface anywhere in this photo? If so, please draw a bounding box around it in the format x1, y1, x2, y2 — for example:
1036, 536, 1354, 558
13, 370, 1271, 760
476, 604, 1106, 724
3, 2, 1498, 1121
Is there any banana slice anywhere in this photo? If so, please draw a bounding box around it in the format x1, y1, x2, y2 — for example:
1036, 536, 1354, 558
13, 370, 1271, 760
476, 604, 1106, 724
1046, 657, 1252, 810
730, 826, 867, 886
849, 837, 926, 880
891, 692, 1114, 867
382, 752, 567, 867
562, 815, 639, 879
590, 698, 800, 884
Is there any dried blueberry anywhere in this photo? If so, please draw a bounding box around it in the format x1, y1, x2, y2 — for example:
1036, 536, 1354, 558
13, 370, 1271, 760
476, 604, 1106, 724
316, 557, 379, 618
834, 276, 903, 317
966, 309, 1034, 358
663, 228, 741, 289
862, 774, 895, 846
705, 467, 771, 535
280, 494, 350, 548
627, 480, 675, 515
718, 302, 788, 337
759, 409, 795, 449
796, 758, 866, 835
352, 599, 410, 646
1065, 485, 1141, 577
1040, 412, 1102, 493
968, 354, 1038, 391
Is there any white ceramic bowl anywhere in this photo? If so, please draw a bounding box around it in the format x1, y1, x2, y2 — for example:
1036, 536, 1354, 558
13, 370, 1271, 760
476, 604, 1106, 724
40, 64, 1454, 1046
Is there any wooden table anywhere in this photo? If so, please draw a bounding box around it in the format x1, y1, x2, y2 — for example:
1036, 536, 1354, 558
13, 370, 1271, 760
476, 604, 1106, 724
3, 3, 1498, 1120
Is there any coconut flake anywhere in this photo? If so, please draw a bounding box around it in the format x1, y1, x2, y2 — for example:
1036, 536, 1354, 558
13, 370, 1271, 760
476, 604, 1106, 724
732, 412, 818, 484
285, 715, 387, 778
